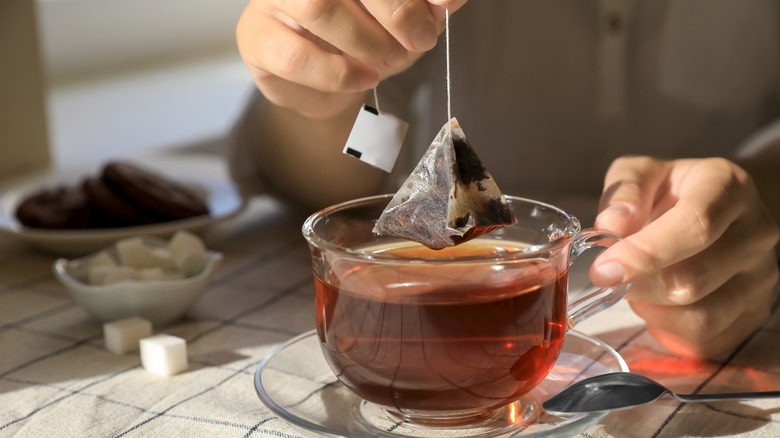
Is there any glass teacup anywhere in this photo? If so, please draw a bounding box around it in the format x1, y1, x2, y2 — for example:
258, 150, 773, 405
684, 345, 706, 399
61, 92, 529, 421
303, 194, 630, 428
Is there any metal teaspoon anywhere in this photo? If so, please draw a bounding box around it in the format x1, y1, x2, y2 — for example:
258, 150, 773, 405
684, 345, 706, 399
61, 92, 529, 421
542, 372, 780, 414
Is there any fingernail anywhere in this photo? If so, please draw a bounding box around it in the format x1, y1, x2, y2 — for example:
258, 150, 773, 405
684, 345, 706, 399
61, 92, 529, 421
385, 46, 407, 68
592, 262, 625, 287
411, 21, 437, 51
601, 204, 631, 217
596, 204, 632, 226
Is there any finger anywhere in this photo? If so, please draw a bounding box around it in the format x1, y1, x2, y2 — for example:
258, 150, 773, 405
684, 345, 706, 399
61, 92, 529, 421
594, 156, 670, 238
645, 307, 768, 359
427, 0, 465, 5
361, 0, 440, 52
239, 10, 379, 92
626, 216, 778, 306
427, 0, 470, 32
629, 255, 777, 350
248, 71, 366, 120
593, 159, 749, 286
275, 0, 408, 68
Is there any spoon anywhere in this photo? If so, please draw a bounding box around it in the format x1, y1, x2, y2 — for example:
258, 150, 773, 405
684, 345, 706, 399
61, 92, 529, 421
542, 372, 780, 415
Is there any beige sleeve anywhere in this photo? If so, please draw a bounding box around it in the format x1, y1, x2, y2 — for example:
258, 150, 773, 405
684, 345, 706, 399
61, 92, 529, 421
226, 92, 270, 198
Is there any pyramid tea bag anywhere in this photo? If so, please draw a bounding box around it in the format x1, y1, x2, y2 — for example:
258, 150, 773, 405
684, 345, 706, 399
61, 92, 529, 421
374, 118, 516, 249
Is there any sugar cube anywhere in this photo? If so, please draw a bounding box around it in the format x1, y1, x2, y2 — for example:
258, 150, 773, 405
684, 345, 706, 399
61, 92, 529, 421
116, 237, 175, 270
88, 250, 117, 268
168, 231, 208, 276
86, 251, 121, 284
115, 237, 152, 268
100, 266, 136, 285
140, 334, 188, 376
135, 267, 164, 281
88, 265, 114, 285
103, 317, 152, 355
148, 247, 176, 272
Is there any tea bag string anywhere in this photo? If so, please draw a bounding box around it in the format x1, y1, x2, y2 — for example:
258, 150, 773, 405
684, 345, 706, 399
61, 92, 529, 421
372, 87, 382, 114
445, 6, 452, 135
374, 8, 448, 121
374, 6, 449, 121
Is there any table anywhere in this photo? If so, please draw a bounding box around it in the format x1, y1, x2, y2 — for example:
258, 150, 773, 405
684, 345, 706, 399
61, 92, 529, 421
1, 160, 779, 437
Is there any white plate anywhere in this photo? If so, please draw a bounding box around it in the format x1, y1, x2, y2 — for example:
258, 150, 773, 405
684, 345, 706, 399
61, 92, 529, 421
0, 154, 246, 256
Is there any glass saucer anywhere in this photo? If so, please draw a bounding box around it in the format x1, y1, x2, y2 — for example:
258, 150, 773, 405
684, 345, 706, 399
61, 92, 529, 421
254, 329, 628, 438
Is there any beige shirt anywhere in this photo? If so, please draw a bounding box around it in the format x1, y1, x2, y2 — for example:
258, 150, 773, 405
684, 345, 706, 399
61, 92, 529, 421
233, 0, 780, 220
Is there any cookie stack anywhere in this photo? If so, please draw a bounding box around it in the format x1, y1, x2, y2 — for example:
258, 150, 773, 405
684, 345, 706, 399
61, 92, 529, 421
16, 162, 210, 229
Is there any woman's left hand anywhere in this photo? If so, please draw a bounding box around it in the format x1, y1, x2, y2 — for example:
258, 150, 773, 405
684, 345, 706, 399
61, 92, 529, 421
592, 156, 779, 359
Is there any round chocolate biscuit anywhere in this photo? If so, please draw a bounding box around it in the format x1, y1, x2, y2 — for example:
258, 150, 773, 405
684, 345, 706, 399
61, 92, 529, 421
15, 186, 91, 229
82, 177, 144, 226
101, 162, 209, 220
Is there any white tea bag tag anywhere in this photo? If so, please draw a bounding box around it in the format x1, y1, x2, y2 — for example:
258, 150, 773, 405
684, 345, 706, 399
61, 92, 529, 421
342, 105, 408, 173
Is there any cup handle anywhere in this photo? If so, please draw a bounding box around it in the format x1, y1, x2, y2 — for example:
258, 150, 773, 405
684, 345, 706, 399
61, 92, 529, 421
566, 228, 631, 329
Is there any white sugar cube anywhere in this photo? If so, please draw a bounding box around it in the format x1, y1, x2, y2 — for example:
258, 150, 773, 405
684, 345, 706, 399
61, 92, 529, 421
103, 317, 152, 355
98, 266, 136, 285
116, 237, 153, 268
135, 267, 165, 281
115, 237, 178, 272
88, 250, 117, 268
168, 231, 208, 276
148, 247, 176, 272
88, 265, 114, 285
86, 251, 120, 284
140, 334, 188, 376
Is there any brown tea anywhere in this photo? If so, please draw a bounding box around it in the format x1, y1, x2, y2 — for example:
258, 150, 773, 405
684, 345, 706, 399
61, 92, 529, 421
315, 239, 568, 414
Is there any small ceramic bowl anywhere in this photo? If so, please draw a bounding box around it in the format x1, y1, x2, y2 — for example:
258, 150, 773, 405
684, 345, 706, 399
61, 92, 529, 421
53, 236, 222, 326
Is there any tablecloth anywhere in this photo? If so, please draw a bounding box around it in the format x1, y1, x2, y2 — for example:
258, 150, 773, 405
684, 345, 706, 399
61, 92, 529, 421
1, 194, 779, 438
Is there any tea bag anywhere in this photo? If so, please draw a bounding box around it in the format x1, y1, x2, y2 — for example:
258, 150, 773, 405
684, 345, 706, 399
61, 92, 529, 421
373, 118, 516, 249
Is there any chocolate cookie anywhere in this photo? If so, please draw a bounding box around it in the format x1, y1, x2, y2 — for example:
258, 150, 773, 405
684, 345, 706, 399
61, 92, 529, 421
101, 162, 209, 220
15, 186, 91, 229
82, 177, 144, 227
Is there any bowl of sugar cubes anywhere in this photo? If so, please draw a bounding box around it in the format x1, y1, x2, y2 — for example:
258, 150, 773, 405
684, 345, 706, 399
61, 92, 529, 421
53, 231, 221, 326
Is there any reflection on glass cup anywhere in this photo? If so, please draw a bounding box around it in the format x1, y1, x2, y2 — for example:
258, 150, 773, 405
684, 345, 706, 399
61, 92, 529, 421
303, 195, 630, 426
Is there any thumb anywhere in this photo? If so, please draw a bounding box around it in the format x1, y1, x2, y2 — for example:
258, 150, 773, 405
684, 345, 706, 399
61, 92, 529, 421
591, 157, 671, 288
594, 156, 670, 237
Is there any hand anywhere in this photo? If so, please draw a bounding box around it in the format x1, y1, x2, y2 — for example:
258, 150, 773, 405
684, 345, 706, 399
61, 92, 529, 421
236, 0, 468, 120
592, 156, 780, 359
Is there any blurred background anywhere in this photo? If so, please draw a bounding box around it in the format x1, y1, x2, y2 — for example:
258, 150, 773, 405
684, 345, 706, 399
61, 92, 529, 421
4, 0, 255, 175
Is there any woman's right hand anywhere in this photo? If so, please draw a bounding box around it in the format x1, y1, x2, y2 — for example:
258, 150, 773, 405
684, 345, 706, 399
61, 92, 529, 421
236, 0, 468, 121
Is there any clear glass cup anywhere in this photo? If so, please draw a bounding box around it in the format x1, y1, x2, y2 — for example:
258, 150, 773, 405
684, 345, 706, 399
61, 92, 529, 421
302, 194, 630, 428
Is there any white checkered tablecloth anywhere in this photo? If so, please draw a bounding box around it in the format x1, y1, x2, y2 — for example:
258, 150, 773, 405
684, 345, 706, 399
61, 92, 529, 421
1, 194, 779, 438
